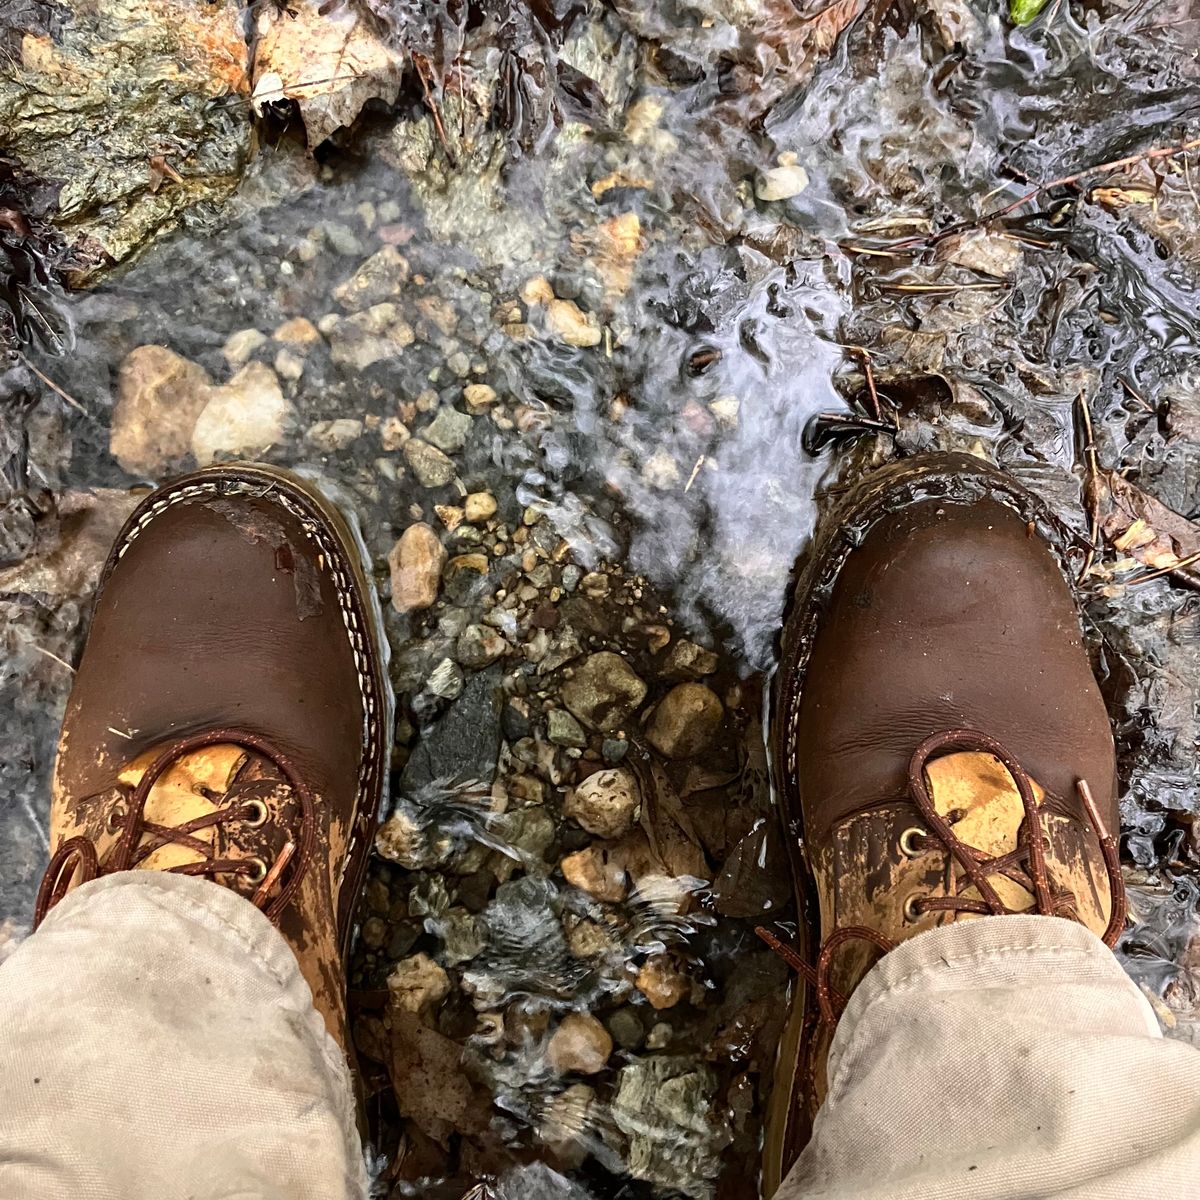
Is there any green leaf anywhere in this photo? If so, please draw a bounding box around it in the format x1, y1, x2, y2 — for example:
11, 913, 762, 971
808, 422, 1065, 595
1010, 0, 1051, 24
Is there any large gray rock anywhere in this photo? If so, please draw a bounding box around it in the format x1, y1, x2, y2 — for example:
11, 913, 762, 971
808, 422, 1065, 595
401, 665, 504, 791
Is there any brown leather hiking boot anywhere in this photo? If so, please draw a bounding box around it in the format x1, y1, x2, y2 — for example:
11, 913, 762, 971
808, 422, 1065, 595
36, 464, 392, 1052
762, 453, 1126, 1194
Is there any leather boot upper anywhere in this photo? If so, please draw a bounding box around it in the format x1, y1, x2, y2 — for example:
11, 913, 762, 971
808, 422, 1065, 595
43, 467, 391, 1049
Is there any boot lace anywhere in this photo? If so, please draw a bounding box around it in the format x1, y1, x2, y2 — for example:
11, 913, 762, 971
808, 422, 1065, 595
35, 729, 316, 929
758, 729, 1127, 1028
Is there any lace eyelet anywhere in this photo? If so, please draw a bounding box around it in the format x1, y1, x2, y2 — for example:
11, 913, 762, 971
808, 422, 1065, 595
903, 893, 925, 922
243, 857, 268, 885
105, 804, 127, 835
898, 827, 927, 858
241, 799, 269, 828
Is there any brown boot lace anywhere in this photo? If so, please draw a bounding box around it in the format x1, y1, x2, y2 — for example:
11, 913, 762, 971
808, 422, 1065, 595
758, 729, 1127, 1028
35, 729, 316, 929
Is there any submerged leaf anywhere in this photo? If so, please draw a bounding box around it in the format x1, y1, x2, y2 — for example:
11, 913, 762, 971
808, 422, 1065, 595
1010, 0, 1051, 25
252, 0, 406, 147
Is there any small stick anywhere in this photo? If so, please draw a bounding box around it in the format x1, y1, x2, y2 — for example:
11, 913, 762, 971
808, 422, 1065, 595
992, 136, 1200, 218
20, 355, 86, 414
839, 343, 882, 420
1076, 391, 1102, 581
1183, 153, 1200, 215
1124, 549, 1200, 588
848, 135, 1200, 255
253, 841, 295, 907
1118, 376, 1154, 413
33, 645, 75, 674
414, 56, 456, 168
880, 281, 1006, 293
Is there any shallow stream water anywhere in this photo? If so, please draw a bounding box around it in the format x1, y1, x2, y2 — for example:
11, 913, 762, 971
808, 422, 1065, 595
1, 1, 1199, 1196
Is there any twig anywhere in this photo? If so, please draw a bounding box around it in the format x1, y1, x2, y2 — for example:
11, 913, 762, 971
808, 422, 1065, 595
992, 136, 1200, 218
252, 71, 379, 102
1183, 153, 1200, 215
838, 344, 882, 420
1124, 549, 1200, 588
848, 134, 1200, 255
20, 355, 86, 414
1118, 376, 1155, 414
879, 281, 1006, 294
32, 645, 75, 674
1076, 391, 1102, 581
413, 56, 456, 168
1133, 15, 1200, 31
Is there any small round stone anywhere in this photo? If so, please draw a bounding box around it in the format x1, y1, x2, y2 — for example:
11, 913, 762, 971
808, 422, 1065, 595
548, 1012, 613, 1075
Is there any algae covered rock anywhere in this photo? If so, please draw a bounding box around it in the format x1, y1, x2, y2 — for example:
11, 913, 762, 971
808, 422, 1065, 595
0, 0, 252, 282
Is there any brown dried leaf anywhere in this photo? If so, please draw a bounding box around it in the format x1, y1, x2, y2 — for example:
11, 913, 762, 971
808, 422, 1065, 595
388, 1011, 491, 1146
251, 0, 405, 147
1100, 472, 1200, 588
721, 0, 867, 119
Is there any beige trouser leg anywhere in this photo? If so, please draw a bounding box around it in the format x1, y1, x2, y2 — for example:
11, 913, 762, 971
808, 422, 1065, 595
779, 915, 1200, 1199
0, 874, 367, 1200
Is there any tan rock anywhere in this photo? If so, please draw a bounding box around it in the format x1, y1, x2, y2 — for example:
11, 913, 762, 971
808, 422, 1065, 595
635, 955, 689, 1010
464, 492, 498, 523
567, 918, 620, 959
521, 275, 554, 305
111, 346, 212, 474
191, 362, 295, 466
387, 952, 450, 1018
663, 640, 719, 679
327, 303, 415, 370
561, 846, 627, 902
333, 245, 410, 311
379, 415, 409, 450
305, 417, 362, 451
435, 504, 464, 531
646, 682, 724, 759
273, 316, 322, 345
548, 1013, 613, 1075
755, 153, 809, 202
222, 328, 267, 369
537, 1083, 595, 1160
564, 767, 640, 839
546, 298, 602, 348
593, 212, 643, 298
402, 438, 455, 488
463, 383, 498, 412
562, 652, 647, 733
388, 522, 446, 613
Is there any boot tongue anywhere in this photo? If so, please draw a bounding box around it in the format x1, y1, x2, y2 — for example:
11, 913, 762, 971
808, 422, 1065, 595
117, 743, 249, 871
925, 750, 1044, 916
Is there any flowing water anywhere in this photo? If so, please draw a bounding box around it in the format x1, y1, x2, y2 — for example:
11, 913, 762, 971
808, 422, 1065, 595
1, 0, 1199, 1196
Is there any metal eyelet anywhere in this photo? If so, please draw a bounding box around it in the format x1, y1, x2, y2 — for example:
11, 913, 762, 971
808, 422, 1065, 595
243, 857, 268, 885
898, 827, 927, 859
105, 804, 127, 835
241, 799, 269, 828
903, 893, 925, 922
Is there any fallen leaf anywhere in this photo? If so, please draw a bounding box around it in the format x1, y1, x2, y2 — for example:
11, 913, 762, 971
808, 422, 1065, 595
937, 230, 1023, 279
711, 817, 793, 918
1100, 472, 1200, 588
1091, 186, 1158, 211
388, 1011, 492, 1146
252, 0, 405, 148
1010, 0, 1051, 24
